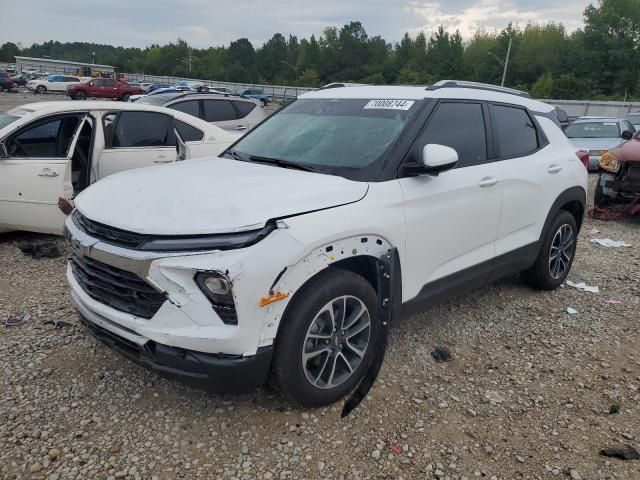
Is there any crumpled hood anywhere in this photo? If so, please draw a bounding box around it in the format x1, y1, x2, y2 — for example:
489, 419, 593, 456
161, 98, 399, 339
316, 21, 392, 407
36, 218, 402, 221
569, 137, 625, 152
75, 157, 368, 235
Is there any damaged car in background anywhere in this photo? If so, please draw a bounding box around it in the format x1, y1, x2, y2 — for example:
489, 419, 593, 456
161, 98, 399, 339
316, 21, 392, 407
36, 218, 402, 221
566, 117, 635, 171
0, 101, 239, 235
64, 83, 587, 410
595, 131, 640, 211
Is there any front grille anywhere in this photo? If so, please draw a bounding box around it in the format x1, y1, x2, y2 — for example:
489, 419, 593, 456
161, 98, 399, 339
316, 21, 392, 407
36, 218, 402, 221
73, 211, 146, 249
70, 252, 165, 319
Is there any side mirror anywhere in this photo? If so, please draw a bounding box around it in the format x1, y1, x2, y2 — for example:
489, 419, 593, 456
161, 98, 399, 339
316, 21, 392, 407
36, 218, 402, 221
402, 144, 458, 176
622, 130, 633, 141
0, 143, 8, 158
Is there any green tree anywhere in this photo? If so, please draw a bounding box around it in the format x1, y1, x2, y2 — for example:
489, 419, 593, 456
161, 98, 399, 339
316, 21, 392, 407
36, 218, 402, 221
530, 73, 554, 98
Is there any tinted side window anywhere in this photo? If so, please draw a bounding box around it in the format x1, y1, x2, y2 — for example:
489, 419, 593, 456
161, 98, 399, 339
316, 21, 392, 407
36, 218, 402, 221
103, 79, 117, 87
492, 105, 538, 158
417, 102, 487, 166
92, 79, 104, 87
170, 100, 200, 118
233, 100, 256, 118
203, 100, 237, 122
7, 115, 81, 158
107, 112, 174, 148
175, 120, 204, 142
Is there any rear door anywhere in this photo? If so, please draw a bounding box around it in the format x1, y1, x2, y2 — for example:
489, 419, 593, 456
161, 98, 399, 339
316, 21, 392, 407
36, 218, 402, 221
202, 99, 243, 132
232, 100, 259, 130
491, 103, 568, 258
102, 78, 118, 98
0, 114, 85, 234
399, 101, 502, 300
96, 111, 177, 179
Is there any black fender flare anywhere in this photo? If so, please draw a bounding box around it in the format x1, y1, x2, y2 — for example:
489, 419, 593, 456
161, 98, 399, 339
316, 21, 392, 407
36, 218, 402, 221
342, 248, 401, 417
539, 186, 587, 242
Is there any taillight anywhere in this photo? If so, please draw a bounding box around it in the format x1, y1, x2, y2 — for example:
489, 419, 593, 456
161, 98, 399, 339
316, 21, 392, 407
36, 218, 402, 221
576, 150, 589, 169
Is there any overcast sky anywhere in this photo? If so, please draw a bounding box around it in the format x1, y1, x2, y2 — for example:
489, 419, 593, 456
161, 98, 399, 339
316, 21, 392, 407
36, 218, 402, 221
0, 0, 594, 49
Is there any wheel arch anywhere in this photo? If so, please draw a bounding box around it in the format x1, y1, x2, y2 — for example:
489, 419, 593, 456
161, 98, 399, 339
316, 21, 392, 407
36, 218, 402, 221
257, 235, 402, 348
541, 186, 586, 241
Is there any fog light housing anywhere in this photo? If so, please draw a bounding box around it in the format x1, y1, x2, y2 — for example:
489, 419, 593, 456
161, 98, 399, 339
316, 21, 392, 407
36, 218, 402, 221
195, 272, 237, 325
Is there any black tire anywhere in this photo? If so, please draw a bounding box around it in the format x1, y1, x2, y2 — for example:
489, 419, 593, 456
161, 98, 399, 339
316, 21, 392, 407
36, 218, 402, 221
522, 210, 578, 290
0, 84, 4, 93
259, 99, 266, 108
594, 176, 609, 208
271, 268, 379, 407
36, 85, 46, 94
73, 91, 87, 100
121, 92, 131, 101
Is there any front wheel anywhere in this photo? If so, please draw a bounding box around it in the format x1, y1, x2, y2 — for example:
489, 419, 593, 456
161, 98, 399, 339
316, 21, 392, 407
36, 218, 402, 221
121, 92, 131, 101
73, 91, 87, 100
36, 85, 46, 94
522, 210, 578, 290
271, 269, 379, 407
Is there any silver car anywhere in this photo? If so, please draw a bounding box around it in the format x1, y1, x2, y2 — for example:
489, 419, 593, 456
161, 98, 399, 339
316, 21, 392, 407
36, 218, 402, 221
623, 113, 640, 130
135, 92, 267, 133
566, 117, 635, 170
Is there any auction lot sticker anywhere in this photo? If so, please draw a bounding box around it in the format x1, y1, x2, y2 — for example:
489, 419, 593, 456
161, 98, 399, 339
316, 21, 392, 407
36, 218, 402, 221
364, 99, 415, 110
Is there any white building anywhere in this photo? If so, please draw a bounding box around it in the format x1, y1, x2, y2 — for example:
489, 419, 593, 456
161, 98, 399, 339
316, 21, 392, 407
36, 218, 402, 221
14, 56, 115, 76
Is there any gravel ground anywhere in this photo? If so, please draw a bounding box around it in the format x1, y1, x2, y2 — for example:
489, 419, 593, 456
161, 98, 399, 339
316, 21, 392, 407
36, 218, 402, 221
2, 92, 640, 480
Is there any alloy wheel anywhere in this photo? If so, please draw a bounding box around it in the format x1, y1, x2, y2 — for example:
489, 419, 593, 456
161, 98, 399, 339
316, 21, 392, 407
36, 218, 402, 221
549, 224, 574, 279
301, 295, 371, 389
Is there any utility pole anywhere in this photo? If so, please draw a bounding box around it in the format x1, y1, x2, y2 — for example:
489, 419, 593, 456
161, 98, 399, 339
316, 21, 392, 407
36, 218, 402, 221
188, 48, 192, 73
501, 37, 512, 87
92, 51, 96, 64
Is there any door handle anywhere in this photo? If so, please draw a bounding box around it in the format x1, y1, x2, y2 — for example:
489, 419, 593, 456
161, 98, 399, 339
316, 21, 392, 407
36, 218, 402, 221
236, 126, 248, 130
38, 168, 59, 178
548, 164, 563, 174
479, 177, 498, 188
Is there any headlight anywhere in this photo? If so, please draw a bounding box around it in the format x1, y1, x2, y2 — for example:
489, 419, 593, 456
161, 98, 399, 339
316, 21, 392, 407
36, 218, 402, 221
195, 272, 237, 325
599, 151, 620, 173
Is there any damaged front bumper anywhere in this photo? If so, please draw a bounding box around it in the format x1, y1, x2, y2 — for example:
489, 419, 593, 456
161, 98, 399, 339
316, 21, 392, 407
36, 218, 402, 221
64, 214, 306, 392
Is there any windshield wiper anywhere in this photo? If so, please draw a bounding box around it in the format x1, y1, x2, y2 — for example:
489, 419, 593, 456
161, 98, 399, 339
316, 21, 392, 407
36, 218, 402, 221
225, 150, 319, 173
224, 148, 248, 161
247, 155, 319, 173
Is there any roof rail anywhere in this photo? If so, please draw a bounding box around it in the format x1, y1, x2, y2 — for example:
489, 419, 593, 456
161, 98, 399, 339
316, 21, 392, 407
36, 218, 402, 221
428, 80, 531, 99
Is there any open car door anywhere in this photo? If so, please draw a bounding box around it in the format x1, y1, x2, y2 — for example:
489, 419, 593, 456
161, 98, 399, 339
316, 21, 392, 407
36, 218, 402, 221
96, 111, 177, 179
0, 113, 86, 234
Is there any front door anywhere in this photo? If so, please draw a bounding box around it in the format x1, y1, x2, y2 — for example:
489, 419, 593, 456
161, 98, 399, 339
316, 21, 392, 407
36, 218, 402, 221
0, 114, 85, 234
399, 101, 502, 303
97, 110, 177, 179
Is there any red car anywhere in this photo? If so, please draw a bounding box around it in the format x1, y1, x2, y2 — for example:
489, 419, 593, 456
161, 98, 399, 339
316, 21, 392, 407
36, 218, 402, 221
0, 72, 16, 92
67, 78, 142, 101
595, 134, 640, 208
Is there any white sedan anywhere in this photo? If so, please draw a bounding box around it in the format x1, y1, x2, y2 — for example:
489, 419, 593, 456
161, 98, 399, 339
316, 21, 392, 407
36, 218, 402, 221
0, 101, 240, 235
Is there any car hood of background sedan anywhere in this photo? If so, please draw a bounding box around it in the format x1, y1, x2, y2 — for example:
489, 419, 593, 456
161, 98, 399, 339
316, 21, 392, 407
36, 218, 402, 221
569, 137, 625, 152
74, 157, 369, 235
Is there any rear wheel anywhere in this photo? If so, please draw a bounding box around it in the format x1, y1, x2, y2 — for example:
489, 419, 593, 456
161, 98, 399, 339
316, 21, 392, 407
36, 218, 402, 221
36, 85, 46, 94
522, 210, 577, 290
271, 269, 379, 407
73, 91, 87, 100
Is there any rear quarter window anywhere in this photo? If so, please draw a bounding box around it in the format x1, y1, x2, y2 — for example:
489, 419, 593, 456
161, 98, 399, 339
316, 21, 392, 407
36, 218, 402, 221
233, 100, 256, 118
491, 105, 540, 158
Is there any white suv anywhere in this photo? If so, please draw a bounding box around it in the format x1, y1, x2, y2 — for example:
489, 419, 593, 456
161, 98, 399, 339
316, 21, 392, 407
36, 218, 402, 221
65, 83, 588, 408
